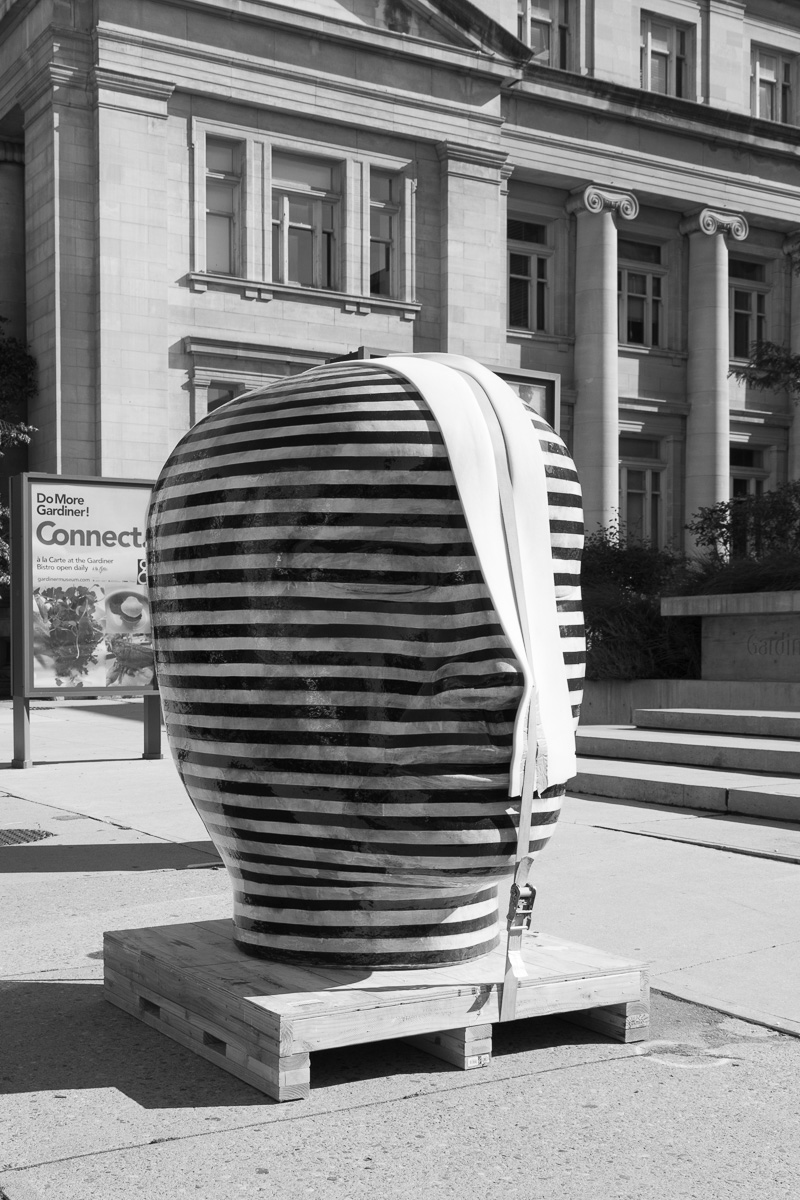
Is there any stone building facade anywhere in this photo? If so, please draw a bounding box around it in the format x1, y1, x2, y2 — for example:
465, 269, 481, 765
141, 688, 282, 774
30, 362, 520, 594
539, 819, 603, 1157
1, 0, 800, 547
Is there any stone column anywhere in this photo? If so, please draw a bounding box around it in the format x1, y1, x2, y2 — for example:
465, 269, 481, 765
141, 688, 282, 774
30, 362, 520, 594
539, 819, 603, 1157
784, 232, 800, 481
567, 184, 639, 533
436, 142, 509, 365
679, 208, 748, 524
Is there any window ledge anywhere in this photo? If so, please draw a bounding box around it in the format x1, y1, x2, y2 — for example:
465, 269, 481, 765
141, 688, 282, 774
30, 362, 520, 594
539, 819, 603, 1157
186, 273, 420, 320
619, 345, 687, 362
507, 330, 573, 347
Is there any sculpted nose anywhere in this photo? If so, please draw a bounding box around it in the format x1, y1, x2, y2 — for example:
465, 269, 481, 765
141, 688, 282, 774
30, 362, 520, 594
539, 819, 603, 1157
427, 658, 523, 710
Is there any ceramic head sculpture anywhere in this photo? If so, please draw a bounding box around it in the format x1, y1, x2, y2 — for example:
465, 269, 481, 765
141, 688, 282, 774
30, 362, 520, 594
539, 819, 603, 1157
147, 355, 584, 968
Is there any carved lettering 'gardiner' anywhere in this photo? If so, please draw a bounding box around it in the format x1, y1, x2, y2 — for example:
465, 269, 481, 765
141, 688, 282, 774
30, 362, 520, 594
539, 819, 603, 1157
746, 632, 800, 656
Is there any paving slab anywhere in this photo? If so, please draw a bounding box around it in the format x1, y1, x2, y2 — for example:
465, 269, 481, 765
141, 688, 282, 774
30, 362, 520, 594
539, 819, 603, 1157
534, 819, 800, 1037
1, 701, 208, 844
561, 793, 800, 864
1, 999, 798, 1200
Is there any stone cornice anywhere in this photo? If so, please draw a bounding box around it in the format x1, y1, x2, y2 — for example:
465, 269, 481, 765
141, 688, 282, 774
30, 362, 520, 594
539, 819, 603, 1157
90, 69, 176, 103
566, 184, 639, 220
18, 62, 90, 118
436, 141, 509, 170
679, 208, 749, 240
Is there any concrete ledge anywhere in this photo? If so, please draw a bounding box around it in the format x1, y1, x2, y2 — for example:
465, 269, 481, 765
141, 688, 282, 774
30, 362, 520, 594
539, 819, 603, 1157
582, 679, 800, 725
634, 708, 800, 739
577, 725, 800, 775
574, 757, 800, 821
661, 590, 800, 617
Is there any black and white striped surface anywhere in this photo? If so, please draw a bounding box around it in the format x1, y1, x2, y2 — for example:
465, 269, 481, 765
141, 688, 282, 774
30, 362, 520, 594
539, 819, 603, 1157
147, 361, 584, 967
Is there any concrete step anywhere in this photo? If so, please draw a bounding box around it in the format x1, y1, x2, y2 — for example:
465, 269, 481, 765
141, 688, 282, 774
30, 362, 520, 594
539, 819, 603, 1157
634, 707, 800, 739
573, 757, 800, 821
576, 724, 800, 775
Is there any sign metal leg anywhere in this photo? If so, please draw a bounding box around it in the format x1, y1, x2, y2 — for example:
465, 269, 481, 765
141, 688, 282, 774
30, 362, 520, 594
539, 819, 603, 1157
12, 695, 32, 768
142, 694, 163, 760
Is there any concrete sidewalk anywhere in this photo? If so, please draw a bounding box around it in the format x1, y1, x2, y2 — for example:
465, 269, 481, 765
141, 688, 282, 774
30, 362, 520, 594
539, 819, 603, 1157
2, 698, 800, 1199
3, 697, 799, 1035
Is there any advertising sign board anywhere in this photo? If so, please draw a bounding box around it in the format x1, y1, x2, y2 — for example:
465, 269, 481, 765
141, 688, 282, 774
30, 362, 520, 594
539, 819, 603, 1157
11, 474, 157, 698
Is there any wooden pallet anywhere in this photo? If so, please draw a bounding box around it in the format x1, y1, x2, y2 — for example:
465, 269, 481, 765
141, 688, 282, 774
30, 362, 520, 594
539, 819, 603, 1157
103, 919, 649, 1102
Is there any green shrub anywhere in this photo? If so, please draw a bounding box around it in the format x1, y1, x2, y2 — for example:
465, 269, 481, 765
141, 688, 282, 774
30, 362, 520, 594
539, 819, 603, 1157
685, 480, 800, 563
581, 526, 700, 680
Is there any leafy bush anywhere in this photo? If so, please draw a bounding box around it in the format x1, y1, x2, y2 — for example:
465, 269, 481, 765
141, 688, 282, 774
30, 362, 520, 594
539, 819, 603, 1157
581, 525, 700, 680
685, 480, 800, 564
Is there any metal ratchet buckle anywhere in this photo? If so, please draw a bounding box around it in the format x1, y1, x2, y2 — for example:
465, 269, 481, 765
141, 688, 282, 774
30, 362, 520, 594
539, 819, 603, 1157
506, 882, 537, 931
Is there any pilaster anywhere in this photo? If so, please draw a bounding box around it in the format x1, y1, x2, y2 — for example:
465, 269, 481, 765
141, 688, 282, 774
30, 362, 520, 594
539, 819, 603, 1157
437, 142, 509, 365
680, 207, 748, 528
90, 68, 175, 479
567, 184, 639, 534
20, 62, 94, 474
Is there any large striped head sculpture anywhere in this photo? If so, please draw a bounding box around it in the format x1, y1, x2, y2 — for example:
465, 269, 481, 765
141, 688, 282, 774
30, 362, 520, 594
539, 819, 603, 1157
148, 355, 584, 968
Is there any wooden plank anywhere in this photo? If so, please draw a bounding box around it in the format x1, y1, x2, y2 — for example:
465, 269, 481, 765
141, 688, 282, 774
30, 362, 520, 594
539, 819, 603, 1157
103, 920, 649, 1100
561, 983, 651, 1045
104, 971, 310, 1101
404, 1022, 493, 1069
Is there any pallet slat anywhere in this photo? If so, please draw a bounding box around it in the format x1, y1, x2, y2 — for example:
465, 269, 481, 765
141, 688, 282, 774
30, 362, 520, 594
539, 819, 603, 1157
103, 920, 648, 1101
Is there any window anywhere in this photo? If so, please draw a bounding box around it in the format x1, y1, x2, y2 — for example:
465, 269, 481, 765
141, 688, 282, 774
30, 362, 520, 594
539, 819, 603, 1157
207, 384, 239, 413
370, 171, 399, 297
206, 139, 242, 275
752, 49, 793, 123
640, 14, 692, 98
193, 123, 415, 307
620, 436, 663, 546
618, 240, 663, 348
507, 218, 550, 332
517, 0, 570, 69
729, 260, 767, 360
730, 447, 767, 555
271, 152, 340, 290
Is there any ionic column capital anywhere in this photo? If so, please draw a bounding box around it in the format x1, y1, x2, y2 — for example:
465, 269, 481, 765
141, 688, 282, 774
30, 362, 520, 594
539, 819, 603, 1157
566, 184, 639, 221
679, 207, 748, 240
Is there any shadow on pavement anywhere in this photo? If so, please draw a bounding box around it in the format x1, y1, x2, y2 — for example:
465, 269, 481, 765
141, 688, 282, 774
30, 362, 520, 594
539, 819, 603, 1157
1, 758, 158, 768
0, 842, 221, 873
0, 981, 266, 1108
0, 979, 606, 1107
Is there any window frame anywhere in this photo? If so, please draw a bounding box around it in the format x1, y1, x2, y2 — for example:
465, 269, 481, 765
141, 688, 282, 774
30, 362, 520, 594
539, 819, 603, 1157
270, 153, 342, 292
369, 169, 402, 299
204, 138, 243, 277
617, 240, 666, 350
619, 437, 666, 547
728, 259, 769, 362
751, 46, 795, 124
506, 215, 553, 334
191, 119, 416, 306
517, 0, 571, 70
640, 12, 694, 100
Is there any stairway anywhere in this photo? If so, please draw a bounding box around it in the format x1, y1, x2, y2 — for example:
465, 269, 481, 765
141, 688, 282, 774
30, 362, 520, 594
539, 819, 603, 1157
573, 709, 800, 822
